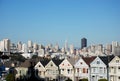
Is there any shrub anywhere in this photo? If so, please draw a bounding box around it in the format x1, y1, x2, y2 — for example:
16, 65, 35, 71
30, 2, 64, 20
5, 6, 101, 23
66, 78, 72, 81
98, 79, 108, 81
6, 74, 15, 81
79, 78, 88, 81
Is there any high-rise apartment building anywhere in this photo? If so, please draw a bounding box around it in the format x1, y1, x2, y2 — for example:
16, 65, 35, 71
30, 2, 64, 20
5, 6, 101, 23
105, 44, 112, 54
70, 44, 74, 54
28, 40, 33, 48
81, 38, 87, 49
22, 43, 27, 53
17, 41, 22, 52
65, 40, 68, 52
1, 39, 11, 52
112, 41, 119, 54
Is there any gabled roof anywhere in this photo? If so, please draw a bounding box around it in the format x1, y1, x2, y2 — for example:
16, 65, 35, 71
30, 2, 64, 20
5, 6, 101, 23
74, 57, 89, 67
82, 56, 96, 66
99, 55, 115, 66
52, 58, 64, 66
109, 55, 120, 64
40, 59, 50, 67
67, 57, 79, 66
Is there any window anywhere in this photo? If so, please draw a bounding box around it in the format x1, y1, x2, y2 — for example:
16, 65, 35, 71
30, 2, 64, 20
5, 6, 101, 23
39, 65, 41, 67
62, 64, 64, 66
100, 76, 103, 78
83, 68, 86, 73
62, 69, 64, 71
116, 60, 119, 63
51, 64, 53, 67
118, 67, 120, 69
77, 68, 79, 72
100, 67, 103, 73
39, 71, 41, 75
118, 77, 120, 79
67, 69, 70, 74
93, 68, 96, 73
87, 69, 88, 73
80, 62, 83, 64
97, 61, 100, 64
104, 67, 106, 73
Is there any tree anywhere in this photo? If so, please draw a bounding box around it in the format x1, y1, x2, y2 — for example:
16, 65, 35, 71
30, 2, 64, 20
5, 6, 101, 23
6, 74, 14, 81
98, 79, 107, 81
32, 55, 38, 59
10, 53, 26, 62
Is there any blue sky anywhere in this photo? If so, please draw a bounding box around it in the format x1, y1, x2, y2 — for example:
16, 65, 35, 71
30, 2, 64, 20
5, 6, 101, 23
0, 0, 120, 47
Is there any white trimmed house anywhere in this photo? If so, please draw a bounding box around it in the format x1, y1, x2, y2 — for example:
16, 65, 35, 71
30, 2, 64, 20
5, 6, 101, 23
90, 56, 108, 81
74, 57, 89, 81
59, 57, 78, 81
45, 59, 63, 81
34, 59, 50, 79
109, 56, 120, 81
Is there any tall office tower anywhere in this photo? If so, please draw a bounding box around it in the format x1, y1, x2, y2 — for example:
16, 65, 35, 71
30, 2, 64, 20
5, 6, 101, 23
90, 45, 95, 53
70, 44, 74, 54
17, 41, 22, 51
54, 43, 59, 52
33, 43, 38, 50
38, 49, 45, 57
28, 40, 33, 48
48, 43, 52, 49
97, 44, 103, 53
114, 46, 120, 55
65, 40, 68, 52
10, 43, 17, 53
0, 40, 4, 51
112, 41, 119, 54
22, 43, 27, 53
3, 39, 10, 52
81, 38, 87, 49
105, 44, 112, 55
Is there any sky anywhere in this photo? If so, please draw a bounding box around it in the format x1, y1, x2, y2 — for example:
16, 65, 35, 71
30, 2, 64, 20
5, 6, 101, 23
0, 0, 120, 47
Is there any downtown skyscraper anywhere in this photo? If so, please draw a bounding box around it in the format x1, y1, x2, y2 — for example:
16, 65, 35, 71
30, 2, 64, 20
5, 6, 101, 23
81, 38, 87, 49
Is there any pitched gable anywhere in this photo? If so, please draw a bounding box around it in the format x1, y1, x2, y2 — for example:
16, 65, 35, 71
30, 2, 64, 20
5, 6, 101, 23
40, 59, 50, 67
45, 60, 58, 69
74, 57, 88, 68
59, 59, 73, 68
52, 58, 64, 66
83, 56, 96, 67
34, 61, 46, 71
109, 56, 120, 66
90, 56, 106, 67
99, 55, 114, 66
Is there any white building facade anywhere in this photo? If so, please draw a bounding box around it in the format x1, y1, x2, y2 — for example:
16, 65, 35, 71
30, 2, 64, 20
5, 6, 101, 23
109, 56, 120, 81
90, 57, 108, 81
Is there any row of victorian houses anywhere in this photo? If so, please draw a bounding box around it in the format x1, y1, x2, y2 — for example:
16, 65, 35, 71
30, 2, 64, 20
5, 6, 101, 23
0, 55, 120, 81
14, 55, 120, 81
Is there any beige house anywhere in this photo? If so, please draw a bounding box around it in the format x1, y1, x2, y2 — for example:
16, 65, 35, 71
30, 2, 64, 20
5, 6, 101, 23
109, 56, 120, 81
15, 60, 30, 78
45, 59, 63, 81
34, 59, 50, 79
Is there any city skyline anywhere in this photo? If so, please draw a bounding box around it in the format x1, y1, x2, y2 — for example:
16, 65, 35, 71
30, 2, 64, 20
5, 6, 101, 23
0, 0, 120, 47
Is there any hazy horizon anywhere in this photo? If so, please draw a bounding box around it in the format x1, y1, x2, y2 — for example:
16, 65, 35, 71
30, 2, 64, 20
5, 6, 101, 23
0, 0, 120, 47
